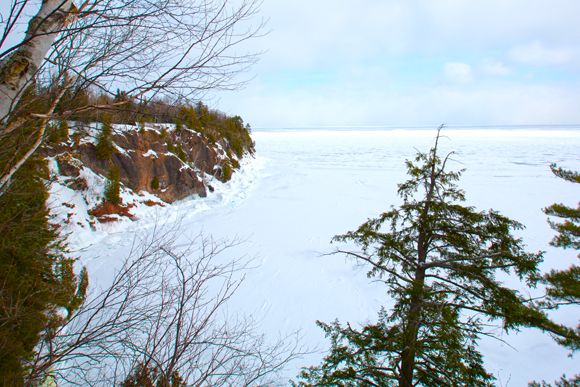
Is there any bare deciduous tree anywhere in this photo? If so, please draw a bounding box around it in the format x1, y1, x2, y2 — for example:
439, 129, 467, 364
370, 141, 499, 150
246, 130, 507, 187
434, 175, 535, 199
0, 0, 265, 194
19, 225, 305, 387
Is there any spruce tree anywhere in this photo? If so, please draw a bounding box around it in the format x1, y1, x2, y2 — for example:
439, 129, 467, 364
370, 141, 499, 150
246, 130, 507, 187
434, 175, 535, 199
529, 374, 580, 387
542, 165, 580, 346
175, 117, 185, 134
95, 113, 116, 160
221, 162, 232, 180
104, 163, 121, 205
47, 121, 68, 144
178, 107, 201, 133
297, 128, 570, 387
166, 138, 176, 153
525, 164, 580, 387
151, 176, 160, 190
138, 116, 146, 134
0, 155, 88, 385
176, 143, 186, 162
121, 363, 185, 387
58, 120, 69, 142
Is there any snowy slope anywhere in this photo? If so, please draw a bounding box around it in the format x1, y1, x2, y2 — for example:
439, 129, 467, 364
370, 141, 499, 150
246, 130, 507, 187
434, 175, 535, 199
55, 127, 580, 386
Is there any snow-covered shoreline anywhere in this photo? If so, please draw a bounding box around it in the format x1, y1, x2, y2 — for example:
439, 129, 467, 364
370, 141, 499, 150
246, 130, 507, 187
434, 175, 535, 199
55, 127, 580, 385
47, 152, 265, 252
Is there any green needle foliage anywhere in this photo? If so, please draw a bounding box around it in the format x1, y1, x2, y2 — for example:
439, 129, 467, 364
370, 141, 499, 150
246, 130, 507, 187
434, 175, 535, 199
104, 163, 121, 205
47, 120, 69, 144
121, 363, 185, 387
530, 374, 580, 387
527, 164, 580, 386
0, 155, 88, 386
543, 164, 580, 343
95, 113, 117, 160
166, 138, 175, 153
176, 143, 186, 162
151, 175, 160, 190
297, 128, 569, 387
222, 161, 232, 180
544, 165, 580, 252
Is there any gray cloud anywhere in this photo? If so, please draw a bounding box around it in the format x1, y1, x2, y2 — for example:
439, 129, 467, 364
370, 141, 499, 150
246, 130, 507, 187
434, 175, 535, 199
212, 0, 580, 126
5, 0, 578, 126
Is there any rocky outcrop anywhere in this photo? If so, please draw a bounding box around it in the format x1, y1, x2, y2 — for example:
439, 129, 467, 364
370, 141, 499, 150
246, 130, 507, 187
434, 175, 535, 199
41, 123, 248, 203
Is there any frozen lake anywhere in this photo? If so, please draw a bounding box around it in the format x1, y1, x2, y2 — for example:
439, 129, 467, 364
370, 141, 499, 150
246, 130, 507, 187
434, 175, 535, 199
77, 126, 580, 386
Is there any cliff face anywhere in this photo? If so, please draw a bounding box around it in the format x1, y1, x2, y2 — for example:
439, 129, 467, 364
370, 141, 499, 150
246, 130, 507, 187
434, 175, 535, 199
41, 122, 252, 203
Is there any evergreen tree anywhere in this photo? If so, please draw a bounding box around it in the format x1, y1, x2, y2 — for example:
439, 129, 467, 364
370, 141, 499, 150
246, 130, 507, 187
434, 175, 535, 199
542, 164, 580, 350
221, 161, 232, 180
58, 120, 69, 142
0, 155, 88, 385
46, 122, 60, 144
151, 176, 160, 190
104, 163, 121, 205
166, 138, 176, 153
47, 120, 68, 144
178, 107, 201, 133
160, 127, 168, 139
526, 164, 580, 387
529, 374, 580, 387
112, 90, 136, 124
95, 113, 116, 160
174, 117, 185, 134
297, 128, 570, 387
138, 116, 146, 134
206, 130, 216, 144
121, 363, 185, 387
176, 143, 186, 162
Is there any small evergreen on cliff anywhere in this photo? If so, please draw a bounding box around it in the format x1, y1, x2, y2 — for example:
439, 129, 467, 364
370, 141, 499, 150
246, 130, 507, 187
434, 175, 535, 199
36, 92, 257, 215
176, 101, 254, 156
95, 113, 117, 160
55, 87, 255, 159
104, 163, 121, 205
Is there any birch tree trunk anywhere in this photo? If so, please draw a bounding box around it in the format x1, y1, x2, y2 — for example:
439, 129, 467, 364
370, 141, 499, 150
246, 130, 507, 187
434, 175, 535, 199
0, 0, 73, 124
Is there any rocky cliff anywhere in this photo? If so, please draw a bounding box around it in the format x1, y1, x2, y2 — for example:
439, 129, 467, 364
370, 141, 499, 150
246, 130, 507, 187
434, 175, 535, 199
42, 121, 253, 204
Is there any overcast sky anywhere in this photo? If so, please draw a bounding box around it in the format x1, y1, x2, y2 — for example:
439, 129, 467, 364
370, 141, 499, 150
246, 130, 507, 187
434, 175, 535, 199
210, 0, 580, 127
3, 1, 580, 127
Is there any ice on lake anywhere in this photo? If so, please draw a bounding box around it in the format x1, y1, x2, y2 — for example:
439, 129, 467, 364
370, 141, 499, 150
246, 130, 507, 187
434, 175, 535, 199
75, 126, 580, 386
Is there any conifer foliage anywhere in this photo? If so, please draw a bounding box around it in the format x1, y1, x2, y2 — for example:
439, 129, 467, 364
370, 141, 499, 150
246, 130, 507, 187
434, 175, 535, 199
297, 128, 567, 387
0, 156, 88, 385
544, 165, 580, 249
104, 163, 121, 205
526, 164, 580, 386
47, 121, 69, 144
151, 176, 160, 190
95, 113, 116, 160
121, 363, 185, 387
529, 374, 580, 387
542, 165, 580, 351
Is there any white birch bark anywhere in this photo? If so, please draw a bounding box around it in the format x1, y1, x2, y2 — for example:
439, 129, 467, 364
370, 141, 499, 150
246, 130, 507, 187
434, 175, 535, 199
0, 0, 73, 124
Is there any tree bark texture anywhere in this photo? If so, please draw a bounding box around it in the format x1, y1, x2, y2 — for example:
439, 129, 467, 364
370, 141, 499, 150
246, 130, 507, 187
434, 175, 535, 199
0, 0, 73, 124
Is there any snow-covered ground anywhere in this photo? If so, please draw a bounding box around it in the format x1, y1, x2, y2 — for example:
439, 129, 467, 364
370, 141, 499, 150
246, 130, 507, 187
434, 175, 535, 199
59, 126, 580, 386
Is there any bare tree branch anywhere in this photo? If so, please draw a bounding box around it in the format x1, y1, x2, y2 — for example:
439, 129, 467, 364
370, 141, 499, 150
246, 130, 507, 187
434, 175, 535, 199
22, 226, 307, 387
0, 0, 266, 195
